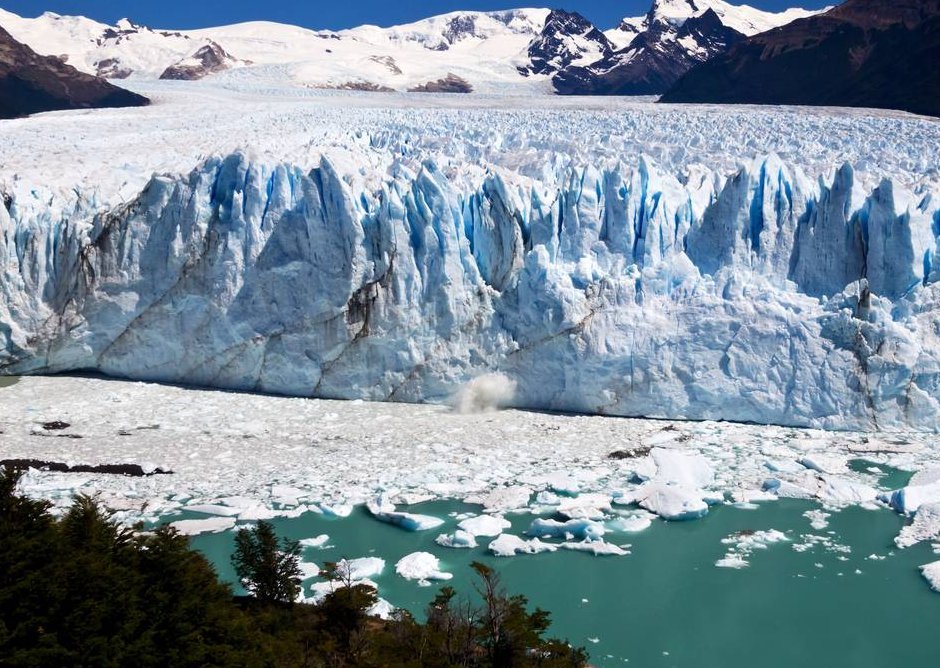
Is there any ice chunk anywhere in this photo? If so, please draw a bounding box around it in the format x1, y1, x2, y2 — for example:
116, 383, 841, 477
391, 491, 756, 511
716, 529, 788, 568
170, 517, 236, 535
436, 530, 478, 549
556, 493, 612, 520
479, 486, 532, 512
920, 561, 940, 593
368, 598, 396, 619
527, 518, 605, 541
457, 514, 512, 537
299, 534, 330, 549
635, 483, 708, 520
882, 480, 940, 515
307, 578, 379, 604
896, 503, 940, 548
367, 497, 444, 531
607, 513, 654, 533
336, 557, 385, 580
488, 534, 558, 557
395, 552, 453, 585
298, 561, 321, 580
651, 448, 715, 488
560, 540, 628, 556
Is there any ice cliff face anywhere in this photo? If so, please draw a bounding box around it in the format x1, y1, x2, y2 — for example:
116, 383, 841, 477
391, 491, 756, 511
3, 151, 940, 430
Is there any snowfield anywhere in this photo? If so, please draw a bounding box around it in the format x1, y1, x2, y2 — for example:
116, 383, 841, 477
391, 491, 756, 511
2, 82, 940, 429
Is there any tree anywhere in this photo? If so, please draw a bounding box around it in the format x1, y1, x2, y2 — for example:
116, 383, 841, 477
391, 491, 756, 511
232, 520, 302, 604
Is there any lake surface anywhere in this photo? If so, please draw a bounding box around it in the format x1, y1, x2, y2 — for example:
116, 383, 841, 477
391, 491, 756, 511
0, 376, 18, 388
186, 499, 940, 667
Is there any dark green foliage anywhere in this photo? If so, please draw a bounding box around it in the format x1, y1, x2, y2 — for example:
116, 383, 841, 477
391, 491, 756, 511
232, 520, 302, 604
0, 466, 262, 667
0, 465, 589, 667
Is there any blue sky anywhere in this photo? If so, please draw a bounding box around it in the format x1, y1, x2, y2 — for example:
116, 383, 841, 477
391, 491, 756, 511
1, 0, 833, 30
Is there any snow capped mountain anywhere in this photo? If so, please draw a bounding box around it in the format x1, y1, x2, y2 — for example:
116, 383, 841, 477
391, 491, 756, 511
556, 0, 827, 95
0, 7, 551, 93
0, 23, 147, 118
520, 9, 614, 76
555, 7, 745, 94
629, 0, 824, 36
0, 3, 828, 95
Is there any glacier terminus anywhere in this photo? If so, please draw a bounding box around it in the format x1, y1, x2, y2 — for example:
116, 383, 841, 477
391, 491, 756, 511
1, 83, 940, 431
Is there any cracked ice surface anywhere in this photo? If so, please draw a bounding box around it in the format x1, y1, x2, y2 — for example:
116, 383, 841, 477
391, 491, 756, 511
4, 376, 940, 549
2, 85, 940, 430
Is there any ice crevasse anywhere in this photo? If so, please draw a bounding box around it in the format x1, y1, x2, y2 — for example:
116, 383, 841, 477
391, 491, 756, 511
2, 150, 940, 430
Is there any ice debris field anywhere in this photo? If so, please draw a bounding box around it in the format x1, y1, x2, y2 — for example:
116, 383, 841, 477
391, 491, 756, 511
2, 81, 940, 430
5, 374, 940, 594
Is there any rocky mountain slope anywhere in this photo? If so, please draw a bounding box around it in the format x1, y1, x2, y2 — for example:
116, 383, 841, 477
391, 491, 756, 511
0, 24, 147, 119
661, 0, 940, 117
555, 0, 825, 95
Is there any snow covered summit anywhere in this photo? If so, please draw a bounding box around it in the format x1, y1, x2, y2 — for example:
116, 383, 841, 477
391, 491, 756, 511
0, 2, 825, 94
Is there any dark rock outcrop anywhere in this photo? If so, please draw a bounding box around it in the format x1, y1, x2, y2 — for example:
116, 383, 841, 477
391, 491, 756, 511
408, 74, 473, 93
661, 0, 940, 117
0, 25, 148, 119
160, 41, 242, 81
555, 8, 745, 95
520, 9, 615, 77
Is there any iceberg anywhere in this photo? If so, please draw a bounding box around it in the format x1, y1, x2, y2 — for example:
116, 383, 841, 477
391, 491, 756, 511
367, 496, 444, 531
527, 518, 606, 541
457, 514, 512, 537
435, 530, 478, 549
395, 552, 453, 584
488, 534, 558, 557
336, 557, 386, 580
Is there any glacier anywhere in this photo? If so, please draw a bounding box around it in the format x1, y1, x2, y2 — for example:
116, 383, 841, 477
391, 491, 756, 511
1, 84, 940, 431
3, 146, 940, 430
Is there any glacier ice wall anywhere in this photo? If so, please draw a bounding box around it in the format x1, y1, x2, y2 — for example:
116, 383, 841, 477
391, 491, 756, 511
2, 151, 940, 431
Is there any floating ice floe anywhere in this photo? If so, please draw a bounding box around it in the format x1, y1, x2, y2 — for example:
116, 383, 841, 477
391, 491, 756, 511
368, 598, 396, 619
395, 552, 453, 585
651, 448, 715, 488
560, 541, 629, 556
896, 503, 940, 549
307, 577, 380, 604
527, 518, 605, 541
489, 534, 558, 557
803, 509, 831, 531
633, 483, 709, 521
298, 561, 321, 580
435, 530, 478, 549
300, 534, 330, 549
716, 529, 788, 568
920, 561, 940, 593
457, 514, 511, 537
475, 486, 532, 513
367, 496, 444, 531
556, 493, 612, 520
336, 557, 386, 580
170, 517, 236, 535
881, 480, 940, 516
607, 513, 654, 533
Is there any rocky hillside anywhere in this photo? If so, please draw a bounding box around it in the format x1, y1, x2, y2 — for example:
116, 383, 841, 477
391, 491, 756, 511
0, 25, 147, 119
661, 0, 940, 117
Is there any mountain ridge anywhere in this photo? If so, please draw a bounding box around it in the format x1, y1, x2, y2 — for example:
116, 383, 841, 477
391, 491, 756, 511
661, 0, 940, 117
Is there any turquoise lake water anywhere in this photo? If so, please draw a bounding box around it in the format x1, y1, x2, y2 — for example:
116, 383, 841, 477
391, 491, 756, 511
186, 499, 940, 667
